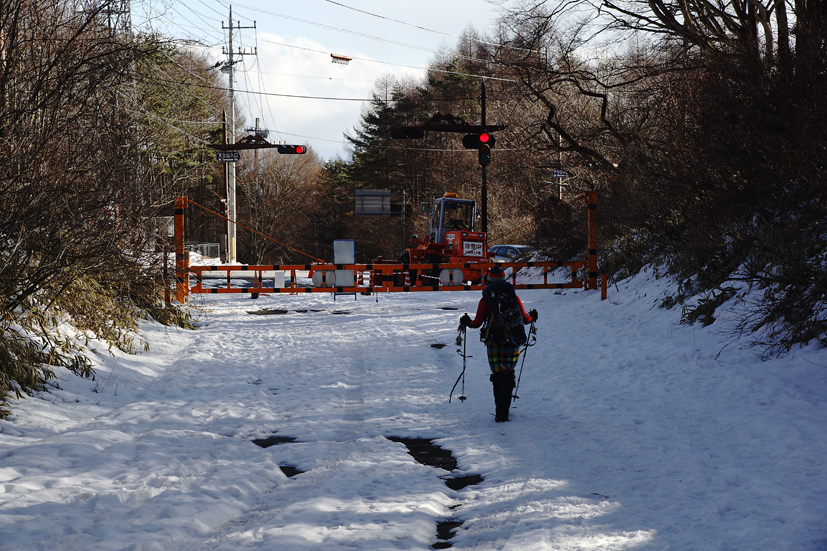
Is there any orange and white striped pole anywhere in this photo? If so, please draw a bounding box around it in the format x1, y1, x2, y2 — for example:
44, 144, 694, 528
586, 192, 598, 291
174, 196, 189, 303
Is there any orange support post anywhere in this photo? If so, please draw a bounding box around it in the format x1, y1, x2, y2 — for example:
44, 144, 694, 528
174, 196, 189, 303
586, 192, 598, 291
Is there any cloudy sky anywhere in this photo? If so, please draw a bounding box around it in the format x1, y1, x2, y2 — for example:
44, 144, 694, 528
133, 0, 510, 161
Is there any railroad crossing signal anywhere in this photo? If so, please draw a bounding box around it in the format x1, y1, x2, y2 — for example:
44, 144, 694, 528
388, 114, 504, 170
462, 133, 495, 166
461, 132, 496, 149
277, 144, 306, 154
478, 143, 491, 167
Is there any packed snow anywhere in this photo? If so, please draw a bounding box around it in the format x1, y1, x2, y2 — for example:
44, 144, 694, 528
1, 267, 825, 550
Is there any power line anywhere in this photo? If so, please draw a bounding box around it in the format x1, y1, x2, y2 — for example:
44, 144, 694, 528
135, 2, 224, 49
141, 69, 510, 103
217, 2, 519, 68
255, 69, 374, 84
221, 87, 375, 102
252, 29, 284, 142
194, 0, 227, 19
142, 3, 520, 88
171, 2, 221, 31
253, 35, 520, 83
321, 0, 485, 43
115, 89, 211, 145
223, 3, 441, 56
320, 0, 539, 54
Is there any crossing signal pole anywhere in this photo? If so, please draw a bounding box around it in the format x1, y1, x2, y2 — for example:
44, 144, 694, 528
389, 80, 501, 234
480, 81, 488, 233
221, 6, 256, 263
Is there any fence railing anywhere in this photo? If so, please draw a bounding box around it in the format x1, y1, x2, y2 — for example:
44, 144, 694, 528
172, 194, 607, 303
181, 260, 594, 300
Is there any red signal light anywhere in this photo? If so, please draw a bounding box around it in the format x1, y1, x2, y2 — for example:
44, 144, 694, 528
277, 144, 307, 154
461, 133, 496, 149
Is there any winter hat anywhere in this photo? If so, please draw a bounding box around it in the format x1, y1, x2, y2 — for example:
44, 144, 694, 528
487, 265, 506, 283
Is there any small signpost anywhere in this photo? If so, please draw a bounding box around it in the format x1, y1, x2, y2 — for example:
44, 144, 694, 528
216, 150, 240, 163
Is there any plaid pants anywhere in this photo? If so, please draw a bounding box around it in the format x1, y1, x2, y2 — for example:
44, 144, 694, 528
486, 343, 521, 373
486, 343, 520, 422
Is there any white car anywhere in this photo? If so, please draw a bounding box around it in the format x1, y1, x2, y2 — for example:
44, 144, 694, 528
488, 244, 535, 263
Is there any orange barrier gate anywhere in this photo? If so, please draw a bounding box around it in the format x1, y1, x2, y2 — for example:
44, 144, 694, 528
186, 260, 585, 296
172, 195, 608, 301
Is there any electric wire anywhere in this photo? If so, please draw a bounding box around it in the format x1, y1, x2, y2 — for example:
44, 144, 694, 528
218, 2, 507, 68
253, 28, 284, 142
138, 69, 500, 104
225, 3, 439, 56
255, 70, 374, 83
135, 1, 522, 155
252, 35, 520, 84
143, 1, 523, 85
123, 82, 503, 158
143, 2, 520, 100
194, 0, 227, 19
299, 0, 539, 55
114, 89, 211, 146
161, 4, 224, 47
171, 2, 221, 33
320, 0, 520, 51
188, 199, 326, 263
149, 52, 222, 117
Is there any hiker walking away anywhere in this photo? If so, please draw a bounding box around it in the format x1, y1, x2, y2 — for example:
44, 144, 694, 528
459, 265, 537, 422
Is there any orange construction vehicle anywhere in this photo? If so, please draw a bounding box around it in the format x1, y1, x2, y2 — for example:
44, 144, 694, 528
394, 193, 490, 285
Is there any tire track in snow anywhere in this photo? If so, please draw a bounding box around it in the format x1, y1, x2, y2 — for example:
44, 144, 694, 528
328, 321, 367, 442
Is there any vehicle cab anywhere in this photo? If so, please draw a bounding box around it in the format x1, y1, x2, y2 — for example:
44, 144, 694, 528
417, 193, 486, 260
423, 193, 477, 244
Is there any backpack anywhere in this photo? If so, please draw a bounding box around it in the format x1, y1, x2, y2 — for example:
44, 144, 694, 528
481, 282, 527, 346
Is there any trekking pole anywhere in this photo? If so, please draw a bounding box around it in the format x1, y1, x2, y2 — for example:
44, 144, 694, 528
450, 324, 469, 403
513, 320, 536, 400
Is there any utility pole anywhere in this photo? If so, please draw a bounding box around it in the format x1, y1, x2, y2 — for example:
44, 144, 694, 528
221, 6, 256, 263
480, 80, 488, 234
253, 118, 262, 208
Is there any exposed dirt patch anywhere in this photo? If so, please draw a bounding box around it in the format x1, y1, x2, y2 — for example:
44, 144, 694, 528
386, 436, 457, 471
278, 465, 305, 478
386, 436, 482, 548
433, 519, 464, 548
251, 435, 297, 448
443, 474, 484, 491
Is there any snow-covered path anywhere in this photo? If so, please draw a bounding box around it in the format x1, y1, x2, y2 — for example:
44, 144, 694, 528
1, 272, 826, 550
